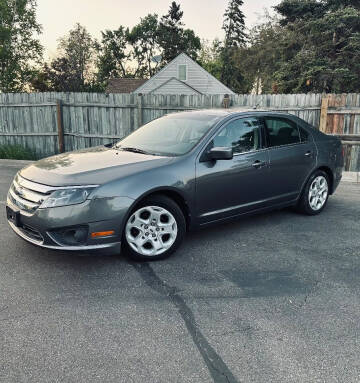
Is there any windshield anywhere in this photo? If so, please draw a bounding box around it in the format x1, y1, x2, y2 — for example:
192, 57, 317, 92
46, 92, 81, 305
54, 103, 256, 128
115, 113, 222, 156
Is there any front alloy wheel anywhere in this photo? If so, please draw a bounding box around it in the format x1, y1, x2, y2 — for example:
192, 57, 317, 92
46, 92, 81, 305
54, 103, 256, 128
124, 195, 186, 260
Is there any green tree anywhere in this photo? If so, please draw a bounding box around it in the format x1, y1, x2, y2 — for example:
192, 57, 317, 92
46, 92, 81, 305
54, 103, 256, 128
96, 26, 130, 86
97, 15, 162, 84
221, 0, 247, 93
198, 39, 223, 80
275, 0, 325, 26
30, 64, 51, 91
157, 1, 201, 64
0, 0, 43, 92
223, 0, 247, 47
95, 1, 201, 87
40, 23, 97, 92
274, 0, 360, 92
127, 14, 161, 77
233, 15, 283, 93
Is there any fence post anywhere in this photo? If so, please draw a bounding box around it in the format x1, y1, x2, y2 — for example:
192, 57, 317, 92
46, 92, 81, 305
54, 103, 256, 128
137, 94, 143, 128
56, 99, 65, 153
222, 94, 230, 108
319, 95, 329, 133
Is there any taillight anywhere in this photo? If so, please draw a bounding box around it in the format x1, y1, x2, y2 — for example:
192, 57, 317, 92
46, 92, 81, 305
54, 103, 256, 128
342, 146, 345, 158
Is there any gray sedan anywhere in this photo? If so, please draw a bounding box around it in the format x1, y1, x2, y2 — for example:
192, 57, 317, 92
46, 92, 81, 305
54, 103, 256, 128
6, 110, 343, 260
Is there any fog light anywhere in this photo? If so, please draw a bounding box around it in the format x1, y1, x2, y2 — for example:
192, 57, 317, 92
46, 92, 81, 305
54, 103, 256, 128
91, 231, 115, 238
49, 226, 88, 246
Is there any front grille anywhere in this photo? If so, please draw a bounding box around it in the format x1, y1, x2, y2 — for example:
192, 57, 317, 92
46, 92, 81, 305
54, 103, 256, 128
8, 174, 50, 214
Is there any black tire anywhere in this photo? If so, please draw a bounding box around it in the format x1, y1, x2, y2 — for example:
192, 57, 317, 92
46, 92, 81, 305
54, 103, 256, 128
296, 170, 330, 215
123, 195, 186, 261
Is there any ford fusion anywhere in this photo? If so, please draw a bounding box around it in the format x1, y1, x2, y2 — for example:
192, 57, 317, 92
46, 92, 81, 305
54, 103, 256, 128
6, 110, 343, 260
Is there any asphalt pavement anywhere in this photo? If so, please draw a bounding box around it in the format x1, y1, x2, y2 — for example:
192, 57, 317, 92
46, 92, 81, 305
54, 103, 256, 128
1, 160, 360, 383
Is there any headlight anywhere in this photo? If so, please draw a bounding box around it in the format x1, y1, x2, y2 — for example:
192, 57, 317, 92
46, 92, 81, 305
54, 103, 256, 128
39, 187, 97, 209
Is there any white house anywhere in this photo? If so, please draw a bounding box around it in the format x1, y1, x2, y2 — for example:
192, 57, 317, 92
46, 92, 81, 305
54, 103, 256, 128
133, 53, 234, 96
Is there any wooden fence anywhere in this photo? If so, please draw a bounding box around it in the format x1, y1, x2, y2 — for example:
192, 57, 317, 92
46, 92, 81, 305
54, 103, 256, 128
0, 92, 359, 171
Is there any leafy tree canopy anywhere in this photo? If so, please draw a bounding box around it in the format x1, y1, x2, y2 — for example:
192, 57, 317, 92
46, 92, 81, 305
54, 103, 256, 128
223, 0, 247, 47
0, 0, 43, 92
37, 23, 98, 92
230, 0, 360, 94
127, 14, 161, 77
274, 0, 360, 92
220, 0, 247, 92
96, 26, 130, 85
157, 1, 201, 64
198, 39, 223, 81
96, 2, 201, 87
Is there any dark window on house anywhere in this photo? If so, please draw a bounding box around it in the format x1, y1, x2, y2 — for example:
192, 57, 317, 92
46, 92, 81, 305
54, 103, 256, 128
264, 117, 300, 147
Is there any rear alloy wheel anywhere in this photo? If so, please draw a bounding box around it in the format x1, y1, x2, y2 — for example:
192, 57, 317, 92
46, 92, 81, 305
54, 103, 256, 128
308, 175, 328, 211
124, 196, 186, 261
296, 170, 330, 215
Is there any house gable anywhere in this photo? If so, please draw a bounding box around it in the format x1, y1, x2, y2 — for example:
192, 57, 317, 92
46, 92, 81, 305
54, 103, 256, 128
150, 77, 202, 95
134, 53, 234, 95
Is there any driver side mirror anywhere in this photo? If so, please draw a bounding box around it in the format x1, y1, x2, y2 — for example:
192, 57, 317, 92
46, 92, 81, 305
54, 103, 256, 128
208, 147, 233, 161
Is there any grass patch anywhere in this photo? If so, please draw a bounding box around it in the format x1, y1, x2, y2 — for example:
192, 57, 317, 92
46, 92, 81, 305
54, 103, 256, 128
0, 145, 37, 160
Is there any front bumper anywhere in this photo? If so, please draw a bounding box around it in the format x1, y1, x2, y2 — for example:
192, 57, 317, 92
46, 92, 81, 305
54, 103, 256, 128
8, 220, 121, 252
6, 194, 134, 254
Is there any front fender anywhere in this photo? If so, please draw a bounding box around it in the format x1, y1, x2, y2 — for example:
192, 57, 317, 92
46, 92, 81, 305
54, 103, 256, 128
90, 156, 196, 231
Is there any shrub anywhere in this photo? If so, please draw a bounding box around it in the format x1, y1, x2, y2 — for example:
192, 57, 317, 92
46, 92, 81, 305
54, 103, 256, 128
0, 145, 37, 160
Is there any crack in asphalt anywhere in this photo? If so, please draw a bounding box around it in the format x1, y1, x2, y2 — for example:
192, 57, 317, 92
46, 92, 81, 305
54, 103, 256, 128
295, 280, 321, 310
131, 262, 240, 383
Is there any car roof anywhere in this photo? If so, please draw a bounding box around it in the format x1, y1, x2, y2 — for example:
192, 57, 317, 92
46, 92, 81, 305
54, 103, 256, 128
171, 108, 296, 119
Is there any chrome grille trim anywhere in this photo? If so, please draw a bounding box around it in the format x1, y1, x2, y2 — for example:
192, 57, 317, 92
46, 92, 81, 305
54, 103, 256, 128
15, 174, 53, 194
8, 188, 39, 213
16, 174, 98, 193
12, 178, 46, 204
9, 174, 51, 214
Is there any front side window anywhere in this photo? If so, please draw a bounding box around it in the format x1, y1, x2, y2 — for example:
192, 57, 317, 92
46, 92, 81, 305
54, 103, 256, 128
211, 118, 262, 154
178, 64, 187, 81
264, 117, 300, 147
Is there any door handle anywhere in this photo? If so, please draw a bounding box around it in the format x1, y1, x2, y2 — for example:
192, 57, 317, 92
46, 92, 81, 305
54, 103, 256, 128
305, 151, 312, 157
252, 160, 266, 169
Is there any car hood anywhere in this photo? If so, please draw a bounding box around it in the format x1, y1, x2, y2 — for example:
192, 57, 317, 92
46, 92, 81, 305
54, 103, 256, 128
20, 146, 174, 187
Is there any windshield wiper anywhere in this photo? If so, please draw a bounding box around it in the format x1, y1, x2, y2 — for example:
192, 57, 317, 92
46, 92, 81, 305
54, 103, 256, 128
118, 146, 152, 155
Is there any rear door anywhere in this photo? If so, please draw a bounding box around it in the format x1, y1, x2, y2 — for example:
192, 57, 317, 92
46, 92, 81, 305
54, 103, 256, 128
263, 115, 317, 203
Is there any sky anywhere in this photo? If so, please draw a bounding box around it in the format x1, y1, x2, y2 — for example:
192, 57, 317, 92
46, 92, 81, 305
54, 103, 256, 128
37, 0, 280, 59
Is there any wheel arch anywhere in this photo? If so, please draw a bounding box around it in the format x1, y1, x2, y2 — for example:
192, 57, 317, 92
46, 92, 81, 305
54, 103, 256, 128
317, 166, 334, 194
125, 187, 192, 231
299, 165, 335, 200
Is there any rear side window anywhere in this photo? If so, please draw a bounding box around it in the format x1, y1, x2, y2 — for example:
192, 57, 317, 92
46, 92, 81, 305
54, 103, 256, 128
264, 117, 300, 147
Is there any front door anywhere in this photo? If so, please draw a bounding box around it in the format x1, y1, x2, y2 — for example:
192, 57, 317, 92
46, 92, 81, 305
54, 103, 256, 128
195, 116, 271, 224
